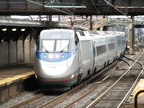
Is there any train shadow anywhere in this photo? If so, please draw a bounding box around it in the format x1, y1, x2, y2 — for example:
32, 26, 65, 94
42, 91, 65, 95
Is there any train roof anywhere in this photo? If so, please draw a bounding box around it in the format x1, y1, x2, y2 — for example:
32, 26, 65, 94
90, 31, 105, 35
40, 29, 75, 39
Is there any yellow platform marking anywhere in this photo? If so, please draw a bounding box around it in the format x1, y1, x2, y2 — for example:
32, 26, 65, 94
0, 71, 35, 86
131, 79, 144, 104
133, 79, 144, 96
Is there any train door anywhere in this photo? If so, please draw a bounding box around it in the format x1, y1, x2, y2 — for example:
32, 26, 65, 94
79, 40, 91, 79
115, 36, 122, 58
89, 40, 94, 75
107, 35, 116, 64
121, 33, 126, 54
95, 36, 108, 71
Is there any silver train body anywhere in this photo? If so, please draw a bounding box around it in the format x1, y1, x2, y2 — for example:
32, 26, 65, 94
34, 29, 126, 91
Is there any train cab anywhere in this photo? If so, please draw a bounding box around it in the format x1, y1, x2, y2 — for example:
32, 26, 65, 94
34, 29, 80, 90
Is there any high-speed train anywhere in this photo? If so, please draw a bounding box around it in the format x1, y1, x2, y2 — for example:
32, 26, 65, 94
34, 29, 126, 91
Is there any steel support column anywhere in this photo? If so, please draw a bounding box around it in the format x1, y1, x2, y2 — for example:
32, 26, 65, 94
90, 16, 93, 30
127, 16, 135, 49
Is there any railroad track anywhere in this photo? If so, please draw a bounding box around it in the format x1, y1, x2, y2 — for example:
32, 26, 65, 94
38, 59, 118, 108
40, 51, 142, 108
9, 56, 118, 108
9, 50, 143, 108
53, 52, 143, 108
39, 54, 139, 108
86, 51, 144, 108
10, 91, 43, 108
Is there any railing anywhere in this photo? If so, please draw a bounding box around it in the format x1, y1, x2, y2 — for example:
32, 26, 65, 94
134, 90, 144, 108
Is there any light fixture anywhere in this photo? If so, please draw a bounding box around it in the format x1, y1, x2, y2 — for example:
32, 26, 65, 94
21, 28, 25, 31
44, 5, 86, 8
12, 28, 17, 31
2, 28, 7, 31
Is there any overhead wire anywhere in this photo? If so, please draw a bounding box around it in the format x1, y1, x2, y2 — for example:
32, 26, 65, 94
104, 0, 126, 15
56, 0, 73, 15
50, 0, 56, 4
26, 0, 44, 6
91, 0, 100, 14
116, 0, 125, 14
26, 0, 73, 15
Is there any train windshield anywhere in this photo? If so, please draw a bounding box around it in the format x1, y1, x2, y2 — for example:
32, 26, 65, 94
41, 39, 69, 52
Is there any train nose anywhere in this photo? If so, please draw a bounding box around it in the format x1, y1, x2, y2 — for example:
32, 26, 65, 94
41, 65, 68, 76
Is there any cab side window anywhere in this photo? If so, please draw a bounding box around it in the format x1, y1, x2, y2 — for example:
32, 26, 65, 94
75, 33, 79, 45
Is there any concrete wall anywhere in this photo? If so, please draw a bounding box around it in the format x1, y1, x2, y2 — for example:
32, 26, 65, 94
0, 42, 9, 67
17, 40, 24, 64
24, 35, 36, 63
9, 41, 17, 66
24, 39, 30, 63
0, 37, 35, 67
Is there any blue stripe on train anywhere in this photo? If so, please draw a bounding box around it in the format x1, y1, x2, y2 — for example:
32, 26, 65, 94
36, 48, 77, 62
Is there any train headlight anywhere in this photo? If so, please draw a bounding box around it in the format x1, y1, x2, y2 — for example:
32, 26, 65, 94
35, 75, 38, 78
48, 54, 61, 59
55, 54, 60, 59
48, 54, 54, 59
71, 74, 74, 79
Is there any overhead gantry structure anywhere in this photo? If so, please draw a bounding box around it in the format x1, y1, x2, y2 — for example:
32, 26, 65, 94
0, 0, 144, 15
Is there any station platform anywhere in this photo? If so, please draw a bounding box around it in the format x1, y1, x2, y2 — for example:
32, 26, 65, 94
0, 63, 35, 103
123, 79, 144, 108
0, 63, 34, 86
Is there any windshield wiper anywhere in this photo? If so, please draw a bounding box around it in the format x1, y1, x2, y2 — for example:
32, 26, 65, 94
43, 47, 49, 52
60, 45, 69, 52
45, 50, 49, 52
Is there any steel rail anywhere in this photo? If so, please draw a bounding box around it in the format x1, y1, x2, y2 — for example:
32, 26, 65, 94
10, 93, 43, 108
52, 57, 125, 108
64, 76, 108, 108
117, 51, 144, 108
123, 55, 143, 67
38, 80, 88, 108
86, 51, 143, 108
119, 58, 131, 66
38, 76, 92, 108
64, 84, 100, 108
9, 59, 118, 108
39, 60, 119, 108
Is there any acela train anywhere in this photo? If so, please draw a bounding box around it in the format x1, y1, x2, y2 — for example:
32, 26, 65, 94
34, 29, 126, 91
